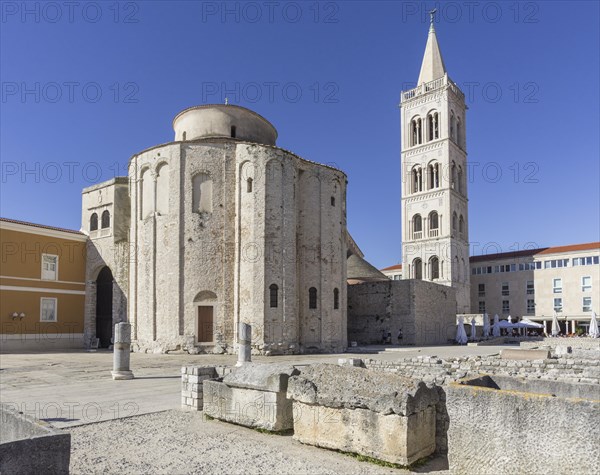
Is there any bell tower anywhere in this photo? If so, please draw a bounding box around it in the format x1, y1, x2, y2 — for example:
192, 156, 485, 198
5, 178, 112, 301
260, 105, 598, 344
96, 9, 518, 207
400, 14, 470, 313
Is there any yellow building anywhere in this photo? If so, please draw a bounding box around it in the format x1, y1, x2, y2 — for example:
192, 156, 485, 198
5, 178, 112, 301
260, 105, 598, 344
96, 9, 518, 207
0, 217, 87, 351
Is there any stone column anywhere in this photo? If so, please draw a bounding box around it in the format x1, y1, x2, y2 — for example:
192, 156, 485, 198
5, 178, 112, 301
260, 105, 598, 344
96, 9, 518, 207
111, 322, 134, 380
236, 322, 251, 367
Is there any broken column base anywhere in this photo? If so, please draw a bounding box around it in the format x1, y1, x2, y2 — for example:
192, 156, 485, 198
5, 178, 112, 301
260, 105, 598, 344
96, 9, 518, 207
111, 370, 134, 380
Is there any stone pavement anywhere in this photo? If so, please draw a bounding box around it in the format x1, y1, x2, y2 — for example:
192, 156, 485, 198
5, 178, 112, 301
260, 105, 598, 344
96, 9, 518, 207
0, 345, 507, 428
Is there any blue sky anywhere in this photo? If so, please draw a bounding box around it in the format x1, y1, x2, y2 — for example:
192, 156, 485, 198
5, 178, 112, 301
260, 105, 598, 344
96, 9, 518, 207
1, 1, 599, 268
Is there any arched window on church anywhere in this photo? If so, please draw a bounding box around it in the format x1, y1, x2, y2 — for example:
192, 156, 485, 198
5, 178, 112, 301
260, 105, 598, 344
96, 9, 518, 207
247, 178, 253, 193
427, 162, 440, 189
269, 284, 278, 308
309, 287, 317, 309
411, 117, 422, 146
452, 212, 458, 234
428, 211, 439, 237
101, 210, 110, 229
413, 258, 423, 280
459, 215, 465, 237
457, 166, 463, 194
413, 214, 422, 239
456, 118, 462, 147
333, 288, 340, 310
90, 213, 98, 232
455, 256, 460, 281
412, 166, 423, 193
427, 112, 439, 141
156, 163, 169, 215
450, 111, 456, 141
192, 173, 213, 213
429, 256, 440, 280
451, 161, 457, 190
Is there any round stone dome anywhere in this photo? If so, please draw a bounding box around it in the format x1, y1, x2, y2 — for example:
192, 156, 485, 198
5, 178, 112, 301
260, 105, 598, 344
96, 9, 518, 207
173, 104, 277, 145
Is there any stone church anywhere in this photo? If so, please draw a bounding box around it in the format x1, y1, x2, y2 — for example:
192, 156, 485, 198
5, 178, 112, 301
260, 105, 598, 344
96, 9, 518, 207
81, 19, 467, 354
82, 104, 348, 354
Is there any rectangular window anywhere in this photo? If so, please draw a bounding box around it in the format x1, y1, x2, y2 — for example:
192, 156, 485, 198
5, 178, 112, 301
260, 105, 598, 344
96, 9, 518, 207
535, 262, 542, 270
573, 258, 579, 266
553, 298, 562, 313
544, 261, 551, 269
526, 280, 534, 295
594, 256, 599, 265
40, 298, 57, 322
527, 299, 535, 314
553, 278, 562, 293
510, 264, 516, 272
582, 276, 592, 292
586, 256, 593, 265
487, 266, 492, 274
502, 282, 509, 296
502, 300, 510, 313
472, 268, 476, 275
41, 254, 58, 281
494, 265, 500, 273
518, 263, 525, 271
581, 297, 592, 312
582, 297, 592, 312
478, 283, 485, 297
478, 301, 486, 313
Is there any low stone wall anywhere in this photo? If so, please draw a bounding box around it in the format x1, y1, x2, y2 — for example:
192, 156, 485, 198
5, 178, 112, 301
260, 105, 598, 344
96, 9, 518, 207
363, 354, 600, 386
287, 364, 439, 466
0, 403, 71, 475
181, 366, 230, 410
521, 337, 600, 350
446, 375, 600, 475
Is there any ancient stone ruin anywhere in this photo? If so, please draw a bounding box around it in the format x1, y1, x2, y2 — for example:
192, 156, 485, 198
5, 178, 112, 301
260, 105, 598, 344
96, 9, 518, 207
202, 363, 299, 432
287, 364, 439, 466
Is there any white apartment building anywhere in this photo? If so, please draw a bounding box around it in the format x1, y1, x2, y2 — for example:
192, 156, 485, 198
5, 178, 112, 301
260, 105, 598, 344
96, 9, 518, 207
469, 242, 599, 334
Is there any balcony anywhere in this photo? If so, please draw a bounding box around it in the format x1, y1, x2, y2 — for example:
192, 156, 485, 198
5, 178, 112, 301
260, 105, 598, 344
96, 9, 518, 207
401, 75, 465, 103
429, 228, 439, 238
412, 231, 423, 240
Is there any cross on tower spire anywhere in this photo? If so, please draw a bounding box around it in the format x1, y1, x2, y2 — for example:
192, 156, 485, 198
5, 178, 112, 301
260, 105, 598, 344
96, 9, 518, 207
428, 8, 437, 30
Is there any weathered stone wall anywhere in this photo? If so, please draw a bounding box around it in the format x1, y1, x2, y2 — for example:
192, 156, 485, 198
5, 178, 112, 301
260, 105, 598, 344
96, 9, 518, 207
348, 280, 456, 346
0, 403, 71, 474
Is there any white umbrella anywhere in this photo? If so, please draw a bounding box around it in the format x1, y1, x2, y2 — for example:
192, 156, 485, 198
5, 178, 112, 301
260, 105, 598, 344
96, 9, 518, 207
551, 312, 560, 337
589, 312, 599, 338
483, 313, 490, 338
519, 318, 544, 329
492, 314, 500, 337
498, 320, 516, 329
456, 316, 468, 345
470, 317, 477, 341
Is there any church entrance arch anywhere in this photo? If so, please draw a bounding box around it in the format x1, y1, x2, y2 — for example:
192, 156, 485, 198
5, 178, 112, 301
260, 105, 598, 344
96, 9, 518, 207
96, 266, 113, 348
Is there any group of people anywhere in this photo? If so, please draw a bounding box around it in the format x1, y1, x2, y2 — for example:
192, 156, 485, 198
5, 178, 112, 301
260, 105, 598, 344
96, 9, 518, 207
381, 328, 403, 345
